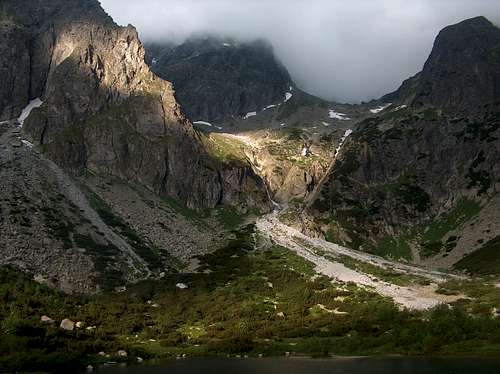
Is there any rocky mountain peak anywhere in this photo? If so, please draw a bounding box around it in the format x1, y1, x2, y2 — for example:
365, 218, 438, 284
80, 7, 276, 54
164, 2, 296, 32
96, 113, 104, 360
145, 36, 293, 122
389, 16, 500, 116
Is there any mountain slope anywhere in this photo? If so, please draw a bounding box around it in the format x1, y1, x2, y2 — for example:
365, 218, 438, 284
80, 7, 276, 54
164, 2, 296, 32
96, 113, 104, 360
0, 0, 270, 212
304, 17, 500, 272
385, 16, 500, 116
0, 0, 271, 292
146, 37, 293, 123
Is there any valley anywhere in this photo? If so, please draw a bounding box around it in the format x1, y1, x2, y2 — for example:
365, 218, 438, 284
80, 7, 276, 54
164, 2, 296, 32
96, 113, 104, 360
1, 0, 500, 372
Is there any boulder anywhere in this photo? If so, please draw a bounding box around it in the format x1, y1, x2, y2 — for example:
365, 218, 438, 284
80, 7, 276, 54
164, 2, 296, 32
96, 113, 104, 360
60, 319, 75, 331
40, 315, 55, 324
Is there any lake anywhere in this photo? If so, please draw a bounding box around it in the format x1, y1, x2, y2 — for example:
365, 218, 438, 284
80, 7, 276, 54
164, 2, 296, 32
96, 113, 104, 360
96, 357, 500, 373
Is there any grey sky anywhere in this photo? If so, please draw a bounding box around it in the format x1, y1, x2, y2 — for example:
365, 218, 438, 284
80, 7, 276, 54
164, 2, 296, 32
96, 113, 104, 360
99, 0, 500, 103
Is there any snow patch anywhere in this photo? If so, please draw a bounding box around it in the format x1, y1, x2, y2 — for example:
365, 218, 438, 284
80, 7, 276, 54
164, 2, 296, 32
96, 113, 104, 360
176, 283, 188, 290
263, 104, 277, 111
194, 121, 222, 130
370, 103, 392, 114
335, 129, 353, 155
328, 110, 350, 121
193, 121, 213, 127
21, 140, 34, 149
322, 122, 331, 127
392, 104, 408, 111
243, 111, 257, 120
18, 98, 43, 127
284, 92, 293, 103
280, 123, 286, 127
222, 43, 231, 47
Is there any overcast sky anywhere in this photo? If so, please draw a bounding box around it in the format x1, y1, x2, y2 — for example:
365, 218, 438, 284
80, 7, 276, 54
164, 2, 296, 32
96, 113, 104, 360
99, 0, 500, 103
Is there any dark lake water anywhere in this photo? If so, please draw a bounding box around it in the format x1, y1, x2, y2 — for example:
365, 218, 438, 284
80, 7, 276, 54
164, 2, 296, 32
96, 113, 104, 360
96, 357, 500, 374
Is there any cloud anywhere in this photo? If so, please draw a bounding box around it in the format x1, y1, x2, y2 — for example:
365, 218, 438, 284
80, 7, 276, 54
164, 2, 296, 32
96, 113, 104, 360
99, 0, 500, 103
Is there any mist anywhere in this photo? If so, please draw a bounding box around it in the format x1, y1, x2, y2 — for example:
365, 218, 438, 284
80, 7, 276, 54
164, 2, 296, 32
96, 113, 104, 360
99, 0, 500, 103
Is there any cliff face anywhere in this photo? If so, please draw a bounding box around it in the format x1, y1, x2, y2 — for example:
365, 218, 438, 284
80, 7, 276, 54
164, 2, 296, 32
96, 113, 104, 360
0, 0, 269, 212
146, 37, 293, 123
387, 16, 500, 116
306, 17, 500, 267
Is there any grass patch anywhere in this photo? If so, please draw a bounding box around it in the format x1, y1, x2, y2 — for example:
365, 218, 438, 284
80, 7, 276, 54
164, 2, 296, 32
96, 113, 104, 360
337, 256, 427, 286
213, 206, 244, 230
375, 236, 412, 261
86, 191, 163, 270
419, 199, 481, 258
203, 134, 248, 166
455, 236, 500, 275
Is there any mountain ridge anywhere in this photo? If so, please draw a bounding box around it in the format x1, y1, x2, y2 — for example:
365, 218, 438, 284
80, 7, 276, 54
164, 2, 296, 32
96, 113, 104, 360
302, 16, 500, 272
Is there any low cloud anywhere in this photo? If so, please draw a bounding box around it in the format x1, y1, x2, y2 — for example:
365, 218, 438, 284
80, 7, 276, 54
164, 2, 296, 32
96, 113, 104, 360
100, 0, 500, 103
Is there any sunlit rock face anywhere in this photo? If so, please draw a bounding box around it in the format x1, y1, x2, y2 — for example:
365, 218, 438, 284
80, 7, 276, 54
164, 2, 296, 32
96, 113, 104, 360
0, 0, 270, 212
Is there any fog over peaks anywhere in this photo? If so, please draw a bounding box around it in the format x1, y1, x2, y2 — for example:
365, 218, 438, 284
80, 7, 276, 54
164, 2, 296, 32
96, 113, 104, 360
99, 0, 500, 103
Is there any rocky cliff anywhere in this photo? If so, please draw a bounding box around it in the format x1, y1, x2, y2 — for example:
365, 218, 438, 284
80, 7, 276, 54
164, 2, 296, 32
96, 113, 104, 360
145, 37, 293, 123
0, 0, 270, 212
306, 17, 500, 270
385, 16, 500, 116
0, 0, 272, 293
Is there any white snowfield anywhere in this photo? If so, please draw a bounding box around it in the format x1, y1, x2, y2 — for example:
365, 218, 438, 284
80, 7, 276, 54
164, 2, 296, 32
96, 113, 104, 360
328, 110, 350, 120
18, 98, 43, 126
244, 111, 257, 120
284, 92, 293, 102
322, 122, 331, 127
370, 103, 392, 114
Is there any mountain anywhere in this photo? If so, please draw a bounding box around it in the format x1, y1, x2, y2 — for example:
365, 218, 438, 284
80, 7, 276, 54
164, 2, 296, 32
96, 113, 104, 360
0, 0, 270, 292
384, 16, 500, 116
145, 35, 369, 206
145, 37, 293, 123
304, 17, 500, 273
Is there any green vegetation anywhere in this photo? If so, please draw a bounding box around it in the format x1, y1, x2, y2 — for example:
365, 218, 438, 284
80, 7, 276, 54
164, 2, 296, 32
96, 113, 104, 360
0, 6, 12, 23
375, 236, 412, 261
160, 194, 208, 228
419, 199, 481, 258
455, 236, 500, 275
2, 224, 500, 373
436, 279, 500, 317
86, 191, 164, 273
337, 256, 428, 286
213, 206, 244, 230
204, 134, 248, 166
393, 182, 430, 213
460, 121, 499, 142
